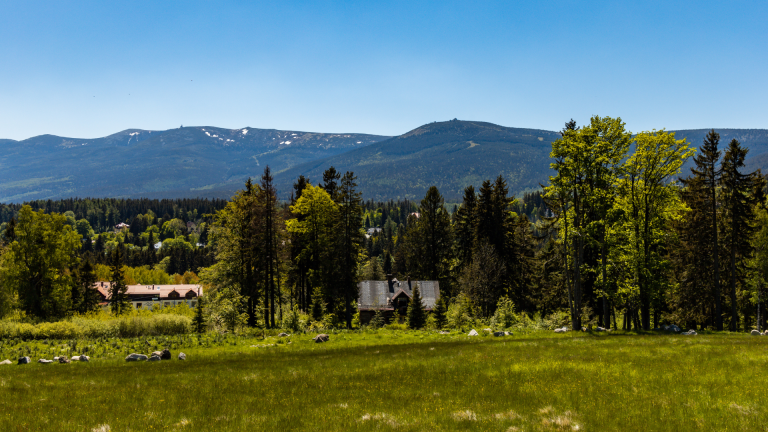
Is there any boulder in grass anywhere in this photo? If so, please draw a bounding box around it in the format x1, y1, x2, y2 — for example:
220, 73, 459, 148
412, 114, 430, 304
178, 352, 186, 360
125, 353, 148, 362
148, 355, 161, 362
77, 355, 90, 362
468, 329, 479, 336
161, 349, 172, 360
439, 331, 451, 335
38, 359, 53, 364
764, 330, 768, 336
58, 356, 70, 364
751, 329, 761, 336
493, 331, 506, 337
0, 359, 12, 365
278, 333, 290, 337
313, 334, 329, 343
483, 328, 493, 333
151, 351, 163, 357
18, 357, 31, 365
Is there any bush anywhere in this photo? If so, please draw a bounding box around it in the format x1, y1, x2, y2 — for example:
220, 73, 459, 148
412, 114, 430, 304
489, 296, 518, 329
447, 293, 476, 329
384, 322, 408, 331
542, 310, 571, 330
0, 313, 192, 340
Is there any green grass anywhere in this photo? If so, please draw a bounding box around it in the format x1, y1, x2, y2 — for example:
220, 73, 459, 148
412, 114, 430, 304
1, 330, 768, 431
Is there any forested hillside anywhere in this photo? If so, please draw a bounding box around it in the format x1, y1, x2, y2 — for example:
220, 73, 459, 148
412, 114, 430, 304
0, 127, 389, 202
274, 120, 561, 201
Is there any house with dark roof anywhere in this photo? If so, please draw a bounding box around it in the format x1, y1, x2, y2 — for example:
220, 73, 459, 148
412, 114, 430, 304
357, 275, 439, 324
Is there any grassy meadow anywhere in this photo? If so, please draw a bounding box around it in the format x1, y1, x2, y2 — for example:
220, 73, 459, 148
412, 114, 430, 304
1, 330, 768, 431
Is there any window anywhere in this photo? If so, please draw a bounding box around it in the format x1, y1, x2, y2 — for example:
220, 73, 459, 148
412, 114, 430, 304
136, 303, 142, 309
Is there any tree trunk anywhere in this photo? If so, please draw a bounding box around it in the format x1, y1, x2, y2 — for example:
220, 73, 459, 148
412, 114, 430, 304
601, 227, 610, 329
712, 185, 722, 330
730, 236, 738, 331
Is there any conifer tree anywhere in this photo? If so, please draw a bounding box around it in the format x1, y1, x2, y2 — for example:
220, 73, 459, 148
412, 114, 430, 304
310, 286, 326, 323
336, 171, 364, 329
193, 296, 206, 333
454, 185, 478, 269
407, 282, 426, 329
109, 248, 130, 315
403, 187, 453, 287
73, 259, 99, 314
690, 129, 724, 330
432, 295, 447, 329
721, 139, 763, 331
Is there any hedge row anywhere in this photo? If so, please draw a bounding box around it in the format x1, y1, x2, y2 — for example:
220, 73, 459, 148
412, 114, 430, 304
0, 314, 192, 340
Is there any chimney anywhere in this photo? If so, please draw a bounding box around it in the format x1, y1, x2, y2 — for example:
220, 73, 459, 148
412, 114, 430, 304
387, 274, 393, 292
407, 276, 412, 290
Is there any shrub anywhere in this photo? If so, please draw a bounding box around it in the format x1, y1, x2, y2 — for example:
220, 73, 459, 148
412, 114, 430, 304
542, 310, 571, 330
384, 322, 408, 331
284, 305, 306, 332
369, 309, 385, 328
0, 313, 192, 340
447, 293, 476, 329
489, 296, 517, 329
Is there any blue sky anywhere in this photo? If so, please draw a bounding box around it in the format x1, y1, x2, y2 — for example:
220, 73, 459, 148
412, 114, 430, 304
1, 1, 766, 140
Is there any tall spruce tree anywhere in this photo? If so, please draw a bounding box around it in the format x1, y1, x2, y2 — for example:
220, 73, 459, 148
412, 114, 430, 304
404, 186, 453, 287
193, 296, 206, 333
337, 171, 364, 329
721, 139, 762, 331
454, 185, 478, 268
691, 129, 724, 329
73, 259, 99, 314
407, 282, 426, 329
671, 173, 717, 328
432, 295, 447, 329
109, 248, 130, 315
258, 166, 280, 328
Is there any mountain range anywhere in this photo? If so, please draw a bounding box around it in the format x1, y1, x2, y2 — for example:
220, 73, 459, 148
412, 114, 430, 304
2, 121, 768, 203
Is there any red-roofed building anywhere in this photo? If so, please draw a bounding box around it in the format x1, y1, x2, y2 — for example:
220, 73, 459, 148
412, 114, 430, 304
94, 281, 203, 310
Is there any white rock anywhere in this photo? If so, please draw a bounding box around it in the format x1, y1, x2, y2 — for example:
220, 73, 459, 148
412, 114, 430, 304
38, 359, 53, 364
0, 359, 12, 365
468, 329, 479, 336
483, 328, 493, 332
125, 353, 148, 362
751, 329, 761, 336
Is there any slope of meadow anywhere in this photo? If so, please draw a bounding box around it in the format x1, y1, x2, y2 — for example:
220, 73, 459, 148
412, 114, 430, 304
1, 330, 766, 431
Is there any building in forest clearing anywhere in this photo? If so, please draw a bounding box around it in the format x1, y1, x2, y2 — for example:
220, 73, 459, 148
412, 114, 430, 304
94, 282, 203, 310
357, 275, 439, 324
